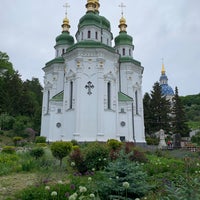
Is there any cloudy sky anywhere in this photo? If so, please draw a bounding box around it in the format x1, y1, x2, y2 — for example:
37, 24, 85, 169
1, 0, 200, 96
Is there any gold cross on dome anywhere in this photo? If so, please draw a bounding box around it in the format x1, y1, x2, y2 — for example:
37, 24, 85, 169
119, 2, 126, 16
63, 2, 70, 16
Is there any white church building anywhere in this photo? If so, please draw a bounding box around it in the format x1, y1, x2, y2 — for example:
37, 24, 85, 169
41, 0, 146, 144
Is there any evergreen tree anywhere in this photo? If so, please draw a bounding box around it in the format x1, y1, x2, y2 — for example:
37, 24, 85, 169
0, 51, 14, 74
149, 82, 171, 134
172, 87, 190, 137
143, 92, 151, 135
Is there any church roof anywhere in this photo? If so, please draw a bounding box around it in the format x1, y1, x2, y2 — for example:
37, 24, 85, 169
44, 57, 64, 68
161, 84, 174, 96
50, 91, 64, 102
115, 32, 133, 46
118, 92, 133, 101
55, 32, 74, 46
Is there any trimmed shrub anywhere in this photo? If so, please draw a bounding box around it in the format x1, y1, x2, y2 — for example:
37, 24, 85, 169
2, 146, 15, 154
84, 142, 109, 171
51, 141, 72, 167
13, 136, 23, 146
107, 139, 122, 150
35, 136, 46, 143
30, 147, 45, 159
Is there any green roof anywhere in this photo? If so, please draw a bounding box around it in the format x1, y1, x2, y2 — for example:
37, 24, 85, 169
119, 57, 141, 66
66, 40, 116, 54
55, 31, 74, 46
45, 57, 64, 68
50, 91, 64, 102
78, 11, 111, 31
118, 92, 133, 101
115, 32, 133, 46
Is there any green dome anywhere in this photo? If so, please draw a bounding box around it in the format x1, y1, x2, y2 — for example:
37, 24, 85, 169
115, 32, 133, 46
55, 32, 74, 46
78, 12, 110, 31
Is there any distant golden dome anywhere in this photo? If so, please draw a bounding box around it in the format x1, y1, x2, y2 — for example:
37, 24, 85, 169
120, 16, 126, 24
63, 17, 69, 24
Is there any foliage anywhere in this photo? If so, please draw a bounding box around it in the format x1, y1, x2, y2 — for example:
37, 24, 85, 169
144, 82, 172, 135
84, 142, 109, 171
30, 147, 45, 159
107, 139, 122, 150
191, 131, 200, 145
172, 87, 190, 137
51, 141, 72, 167
0, 113, 15, 130
69, 148, 87, 173
35, 136, 46, 143
145, 136, 159, 145
2, 145, 15, 154
13, 136, 23, 146
96, 150, 151, 199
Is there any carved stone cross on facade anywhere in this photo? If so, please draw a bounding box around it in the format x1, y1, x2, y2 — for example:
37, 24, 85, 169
85, 81, 94, 95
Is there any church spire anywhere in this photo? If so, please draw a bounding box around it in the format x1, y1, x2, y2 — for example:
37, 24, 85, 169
93, 0, 100, 13
161, 59, 166, 75
118, 2, 127, 32
62, 2, 71, 32
86, 0, 96, 12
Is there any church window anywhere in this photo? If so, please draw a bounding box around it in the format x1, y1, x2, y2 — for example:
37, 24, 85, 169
107, 38, 109, 45
62, 49, 65, 55
117, 49, 119, 54
107, 82, 111, 109
88, 30, 91, 38
123, 48, 125, 56
129, 49, 131, 56
47, 90, 50, 114
81, 32, 83, 40
70, 81, 73, 109
135, 91, 139, 114
95, 31, 98, 39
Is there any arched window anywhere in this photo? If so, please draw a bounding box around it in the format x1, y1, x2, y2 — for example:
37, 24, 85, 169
62, 49, 65, 55
88, 30, 91, 38
81, 32, 83, 40
70, 81, 73, 109
123, 48, 125, 56
95, 31, 98, 39
129, 49, 131, 56
107, 82, 111, 109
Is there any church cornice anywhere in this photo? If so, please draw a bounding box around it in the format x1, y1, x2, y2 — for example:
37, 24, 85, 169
44, 57, 65, 69
66, 40, 116, 54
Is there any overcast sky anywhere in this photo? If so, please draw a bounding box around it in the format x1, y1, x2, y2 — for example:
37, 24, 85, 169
1, 0, 200, 96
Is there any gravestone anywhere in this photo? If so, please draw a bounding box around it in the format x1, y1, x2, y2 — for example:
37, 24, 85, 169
158, 129, 167, 149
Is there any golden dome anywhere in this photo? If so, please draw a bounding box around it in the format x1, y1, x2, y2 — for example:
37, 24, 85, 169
86, 0, 96, 12
119, 16, 127, 32
120, 16, 126, 24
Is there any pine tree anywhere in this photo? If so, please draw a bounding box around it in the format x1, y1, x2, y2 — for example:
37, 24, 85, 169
172, 87, 190, 137
149, 82, 171, 134
143, 92, 152, 135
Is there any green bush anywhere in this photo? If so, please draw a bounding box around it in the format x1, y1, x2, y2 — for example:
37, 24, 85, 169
0, 130, 4, 135
145, 136, 159, 145
69, 148, 87, 173
13, 136, 23, 146
35, 136, 46, 143
51, 141, 72, 166
2, 146, 15, 154
84, 142, 109, 171
107, 139, 122, 150
30, 147, 45, 159
96, 150, 151, 199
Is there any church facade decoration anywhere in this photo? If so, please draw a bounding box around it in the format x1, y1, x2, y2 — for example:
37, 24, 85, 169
40, 0, 146, 144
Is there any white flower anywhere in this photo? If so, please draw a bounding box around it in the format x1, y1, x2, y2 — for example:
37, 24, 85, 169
98, 158, 101, 161
69, 193, 78, 200
45, 186, 50, 190
103, 158, 107, 161
116, 176, 119, 179
51, 191, 57, 196
90, 193, 95, 198
123, 181, 130, 189
71, 162, 76, 167
135, 198, 140, 200
58, 180, 63, 184
88, 177, 92, 181
92, 168, 95, 171
197, 163, 200, 166
79, 186, 87, 193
